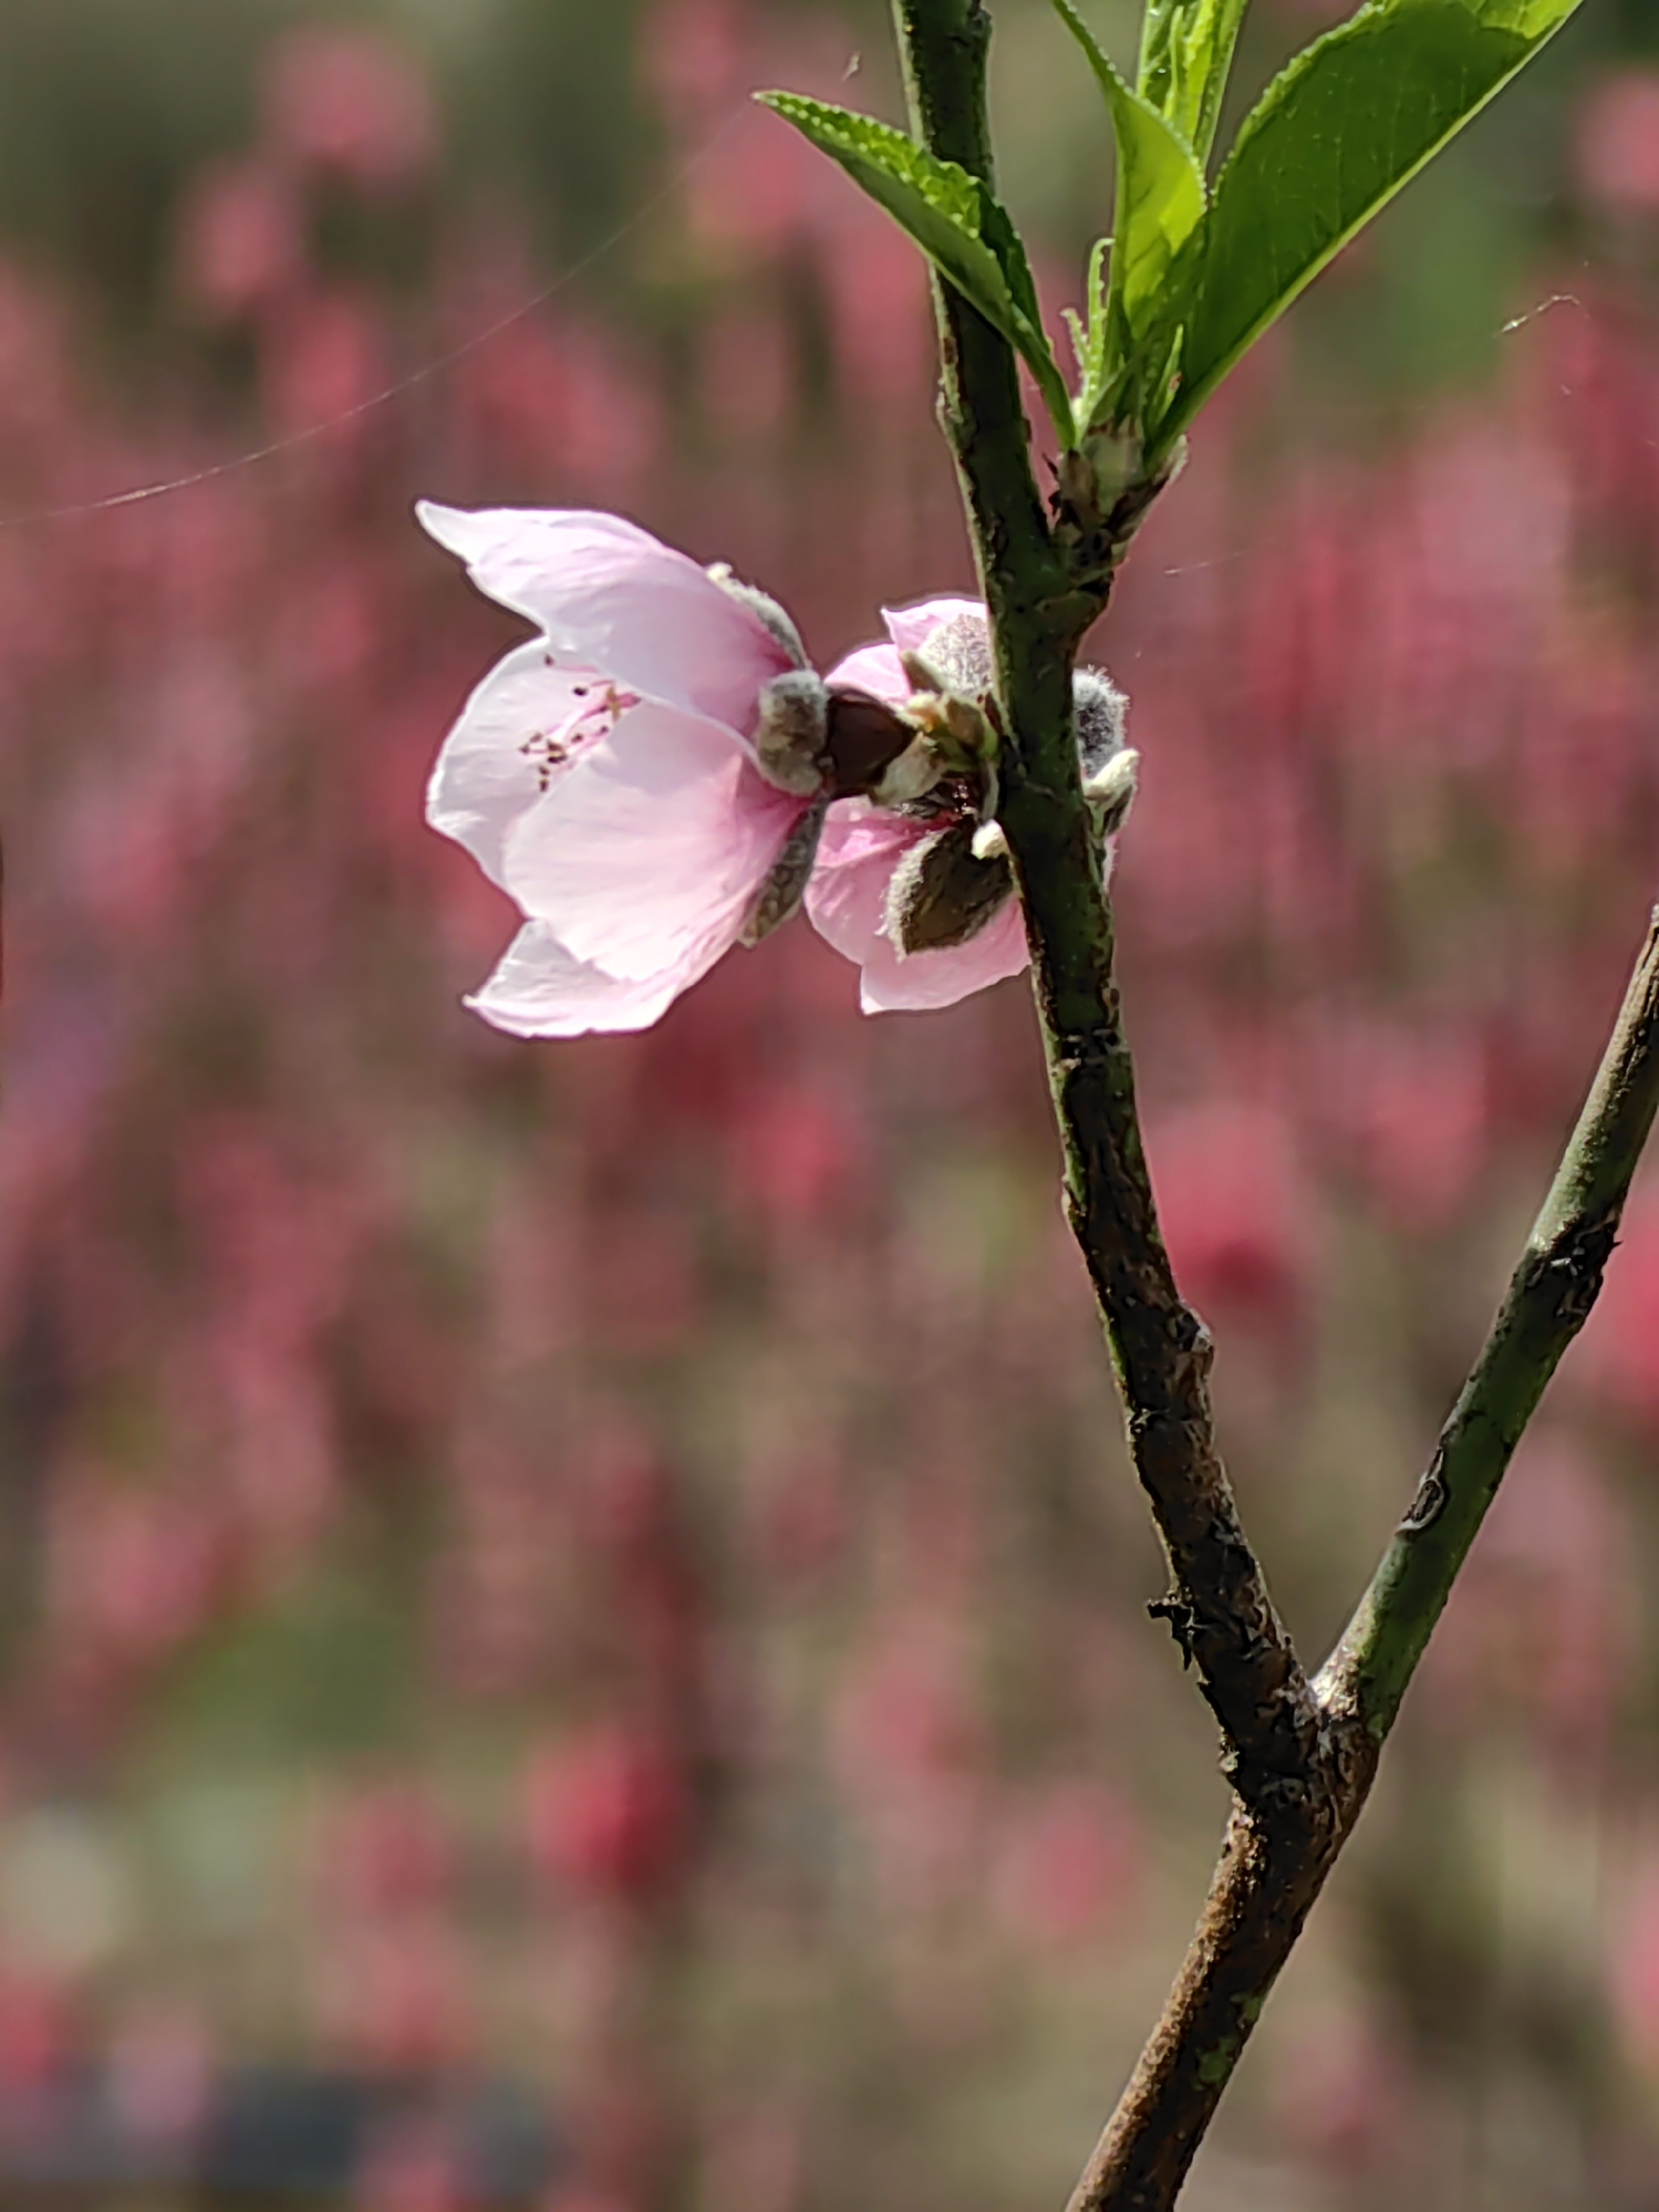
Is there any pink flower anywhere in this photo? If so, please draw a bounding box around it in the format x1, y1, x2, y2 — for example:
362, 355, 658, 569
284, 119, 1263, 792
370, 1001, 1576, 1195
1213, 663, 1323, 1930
261, 27, 438, 191
1149, 1100, 1316, 1331
421, 521, 1131, 1032
807, 598, 1133, 1013
523, 1723, 691, 1902
990, 1780, 1140, 1946
1574, 70, 1659, 215
172, 158, 303, 320
418, 503, 834, 1036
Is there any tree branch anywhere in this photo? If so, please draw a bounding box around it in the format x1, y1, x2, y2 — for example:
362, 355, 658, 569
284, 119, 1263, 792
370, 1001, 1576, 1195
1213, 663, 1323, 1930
889, 8, 1659, 2209
1061, 1773, 1369, 2212
889, 0, 1319, 1808
1320, 907, 1659, 1735
1065, 912, 1659, 2210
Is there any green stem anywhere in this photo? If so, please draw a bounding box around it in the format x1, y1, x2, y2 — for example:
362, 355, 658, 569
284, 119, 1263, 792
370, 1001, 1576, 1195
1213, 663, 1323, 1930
1323, 910, 1659, 1735
890, 0, 1317, 1808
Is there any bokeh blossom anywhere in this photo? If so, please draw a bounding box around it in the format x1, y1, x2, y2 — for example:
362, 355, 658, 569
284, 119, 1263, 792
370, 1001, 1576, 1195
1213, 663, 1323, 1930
10, 15, 1659, 2194
1574, 69, 1659, 216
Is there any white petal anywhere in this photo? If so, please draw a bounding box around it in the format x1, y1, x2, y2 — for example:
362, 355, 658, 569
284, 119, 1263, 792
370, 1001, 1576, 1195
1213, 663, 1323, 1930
466, 920, 719, 1038
502, 702, 803, 982
426, 640, 612, 888
416, 502, 794, 734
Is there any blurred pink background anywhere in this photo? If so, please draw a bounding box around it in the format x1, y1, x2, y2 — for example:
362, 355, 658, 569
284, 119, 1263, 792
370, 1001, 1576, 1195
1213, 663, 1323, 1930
0, 2, 1657, 2207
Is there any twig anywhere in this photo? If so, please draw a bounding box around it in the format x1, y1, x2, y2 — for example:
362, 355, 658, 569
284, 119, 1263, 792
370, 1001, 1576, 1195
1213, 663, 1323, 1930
888, 0, 1320, 1809
1322, 909, 1659, 1736
1067, 913, 1659, 2211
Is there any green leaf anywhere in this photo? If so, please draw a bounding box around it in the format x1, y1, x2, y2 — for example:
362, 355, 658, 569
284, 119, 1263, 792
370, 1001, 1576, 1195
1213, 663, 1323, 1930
1067, 235, 1111, 423
1053, 0, 1212, 429
755, 91, 1076, 447
1047, 0, 1206, 425
1136, 0, 1252, 164
1160, 0, 1584, 448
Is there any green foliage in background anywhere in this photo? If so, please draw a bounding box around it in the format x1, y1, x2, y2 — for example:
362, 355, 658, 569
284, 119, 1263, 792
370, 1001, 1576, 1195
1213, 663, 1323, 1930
0, 0, 1632, 412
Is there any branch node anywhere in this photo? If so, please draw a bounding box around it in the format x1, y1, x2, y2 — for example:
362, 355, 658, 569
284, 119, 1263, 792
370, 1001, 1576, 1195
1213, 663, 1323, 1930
1536, 1205, 1619, 1326
1147, 1594, 1198, 1668
1398, 1452, 1449, 1533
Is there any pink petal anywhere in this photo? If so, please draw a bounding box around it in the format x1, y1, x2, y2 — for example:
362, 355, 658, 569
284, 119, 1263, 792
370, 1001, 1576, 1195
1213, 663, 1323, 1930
466, 922, 721, 1038
824, 640, 907, 705
416, 502, 795, 734
427, 640, 616, 888
502, 702, 803, 983
824, 598, 990, 705
806, 801, 1029, 1014
860, 897, 1028, 1011
881, 595, 986, 656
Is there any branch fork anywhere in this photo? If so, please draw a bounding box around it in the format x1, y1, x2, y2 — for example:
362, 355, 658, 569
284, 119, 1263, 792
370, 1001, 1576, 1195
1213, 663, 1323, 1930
1064, 914, 1659, 2212
889, 5, 1659, 2206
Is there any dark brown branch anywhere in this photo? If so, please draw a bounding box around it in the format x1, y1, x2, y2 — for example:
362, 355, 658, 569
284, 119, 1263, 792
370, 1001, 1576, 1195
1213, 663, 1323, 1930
1047, 1019, 1322, 1802
1063, 1744, 1373, 2212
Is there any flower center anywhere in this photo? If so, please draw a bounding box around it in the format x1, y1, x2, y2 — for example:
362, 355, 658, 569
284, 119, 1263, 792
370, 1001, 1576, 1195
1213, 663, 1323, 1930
520, 673, 639, 793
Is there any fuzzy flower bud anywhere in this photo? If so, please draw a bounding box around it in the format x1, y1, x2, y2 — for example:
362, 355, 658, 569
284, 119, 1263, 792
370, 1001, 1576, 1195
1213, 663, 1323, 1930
806, 598, 1136, 1014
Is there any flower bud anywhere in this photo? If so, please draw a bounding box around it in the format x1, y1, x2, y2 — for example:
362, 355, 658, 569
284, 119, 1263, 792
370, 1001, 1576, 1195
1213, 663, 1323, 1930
753, 669, 830, 797
1073, 667, 1128, 778
882, 817, 1015, 956
823, 687, 915, 797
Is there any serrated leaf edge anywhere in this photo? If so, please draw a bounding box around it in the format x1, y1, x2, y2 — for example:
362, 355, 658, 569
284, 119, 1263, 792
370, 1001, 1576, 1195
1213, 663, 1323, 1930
755, 90, 1077, 447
